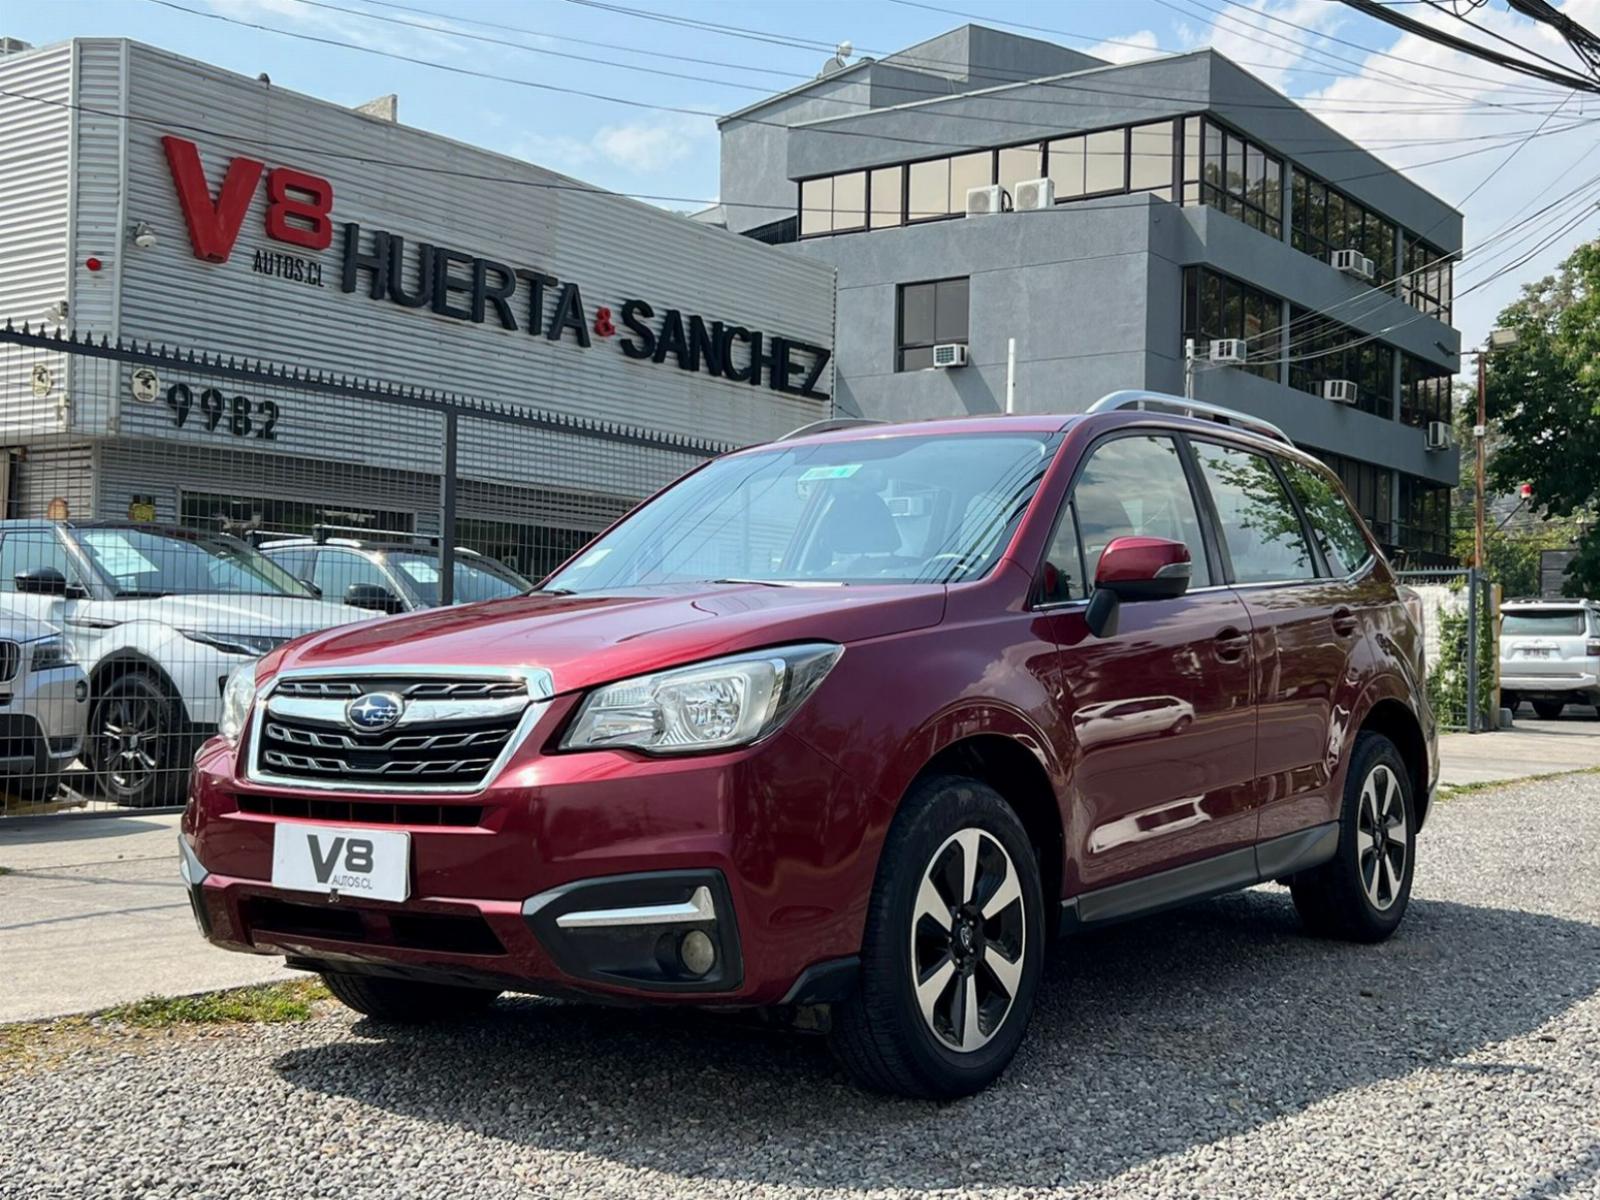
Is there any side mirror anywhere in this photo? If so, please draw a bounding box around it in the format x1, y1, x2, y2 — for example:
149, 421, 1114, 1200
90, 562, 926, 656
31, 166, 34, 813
15, 567, 74, 597
1084, 537, 1192, 638
344, 582, 405, 614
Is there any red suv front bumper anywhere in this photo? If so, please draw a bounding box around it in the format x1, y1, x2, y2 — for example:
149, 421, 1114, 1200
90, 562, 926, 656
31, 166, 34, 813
181, 697, 872, 1007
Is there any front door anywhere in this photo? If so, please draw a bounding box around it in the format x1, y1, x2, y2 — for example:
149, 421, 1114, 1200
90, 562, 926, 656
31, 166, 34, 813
1037, 432, 1257, 894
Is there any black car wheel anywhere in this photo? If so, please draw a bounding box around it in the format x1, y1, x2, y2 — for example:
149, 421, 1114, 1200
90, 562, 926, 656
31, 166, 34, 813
1532, 699, 1566, 720
89, 672, 187, 807
1291, 732, 1414, 942
830, 774, 1044, 1100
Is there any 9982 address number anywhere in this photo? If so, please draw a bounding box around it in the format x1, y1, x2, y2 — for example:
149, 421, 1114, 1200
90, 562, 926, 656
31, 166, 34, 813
166, 384, 280, 440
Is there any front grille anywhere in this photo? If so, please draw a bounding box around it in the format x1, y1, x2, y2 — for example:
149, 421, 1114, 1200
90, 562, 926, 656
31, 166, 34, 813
0, 641, 19, 683
235, 794, 484, 827
250, 673, 539, 792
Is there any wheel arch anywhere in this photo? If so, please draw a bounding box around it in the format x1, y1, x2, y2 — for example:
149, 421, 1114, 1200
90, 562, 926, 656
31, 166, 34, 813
1358, 697, 1431, 831
88, 650, 185, 716
908, 733, 1066, 914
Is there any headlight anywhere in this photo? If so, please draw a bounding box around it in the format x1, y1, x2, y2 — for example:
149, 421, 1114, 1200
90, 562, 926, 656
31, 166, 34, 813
218, 661, 258, 746
562, 643, 842, 755
181, 630, 287, 657
27, 634, 71, 672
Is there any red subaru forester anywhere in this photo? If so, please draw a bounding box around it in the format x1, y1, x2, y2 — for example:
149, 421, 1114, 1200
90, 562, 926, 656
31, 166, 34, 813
182, 392, 1438, 1099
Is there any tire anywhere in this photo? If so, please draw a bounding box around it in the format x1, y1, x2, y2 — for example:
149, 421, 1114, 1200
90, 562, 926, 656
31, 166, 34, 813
6, 770, 63, 803
88, 671, 188, 808
1532, 699, 1566, 720
320, 971, 499, 1022
830, 774, 1045, 1100
1291, 732, 1414, 943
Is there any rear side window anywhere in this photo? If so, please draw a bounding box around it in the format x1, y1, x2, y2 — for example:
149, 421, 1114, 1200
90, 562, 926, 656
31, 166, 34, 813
1191, 441, 1317, 584
1280, 459, 1372, 575
1069, 435, 1211, 587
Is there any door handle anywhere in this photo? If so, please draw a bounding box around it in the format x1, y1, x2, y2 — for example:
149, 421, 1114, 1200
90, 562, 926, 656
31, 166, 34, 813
1214, 626, 1250, 662
1331, 607, 1359, 637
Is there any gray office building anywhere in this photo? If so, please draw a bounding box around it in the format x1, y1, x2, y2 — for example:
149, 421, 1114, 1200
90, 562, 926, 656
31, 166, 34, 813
697, 25, 1462, 565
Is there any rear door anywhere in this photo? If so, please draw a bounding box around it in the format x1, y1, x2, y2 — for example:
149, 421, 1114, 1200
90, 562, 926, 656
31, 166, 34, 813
1501, 606, 1595, 694
1187, 440, 1377, 842
1036, 432, 1258, 891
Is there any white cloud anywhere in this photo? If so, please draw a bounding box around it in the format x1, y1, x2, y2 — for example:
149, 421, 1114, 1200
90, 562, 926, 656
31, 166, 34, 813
1087, 30, 1162, 65
201, 0, 487, 61
513, 115, 712, 178
1176, 0, 1345, 90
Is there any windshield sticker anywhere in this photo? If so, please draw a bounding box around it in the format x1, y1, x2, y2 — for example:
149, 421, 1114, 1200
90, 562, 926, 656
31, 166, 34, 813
79, 532, 160, 581
397, 560, 440, 582
572, 547, 612, 570
799, 464, 861, 482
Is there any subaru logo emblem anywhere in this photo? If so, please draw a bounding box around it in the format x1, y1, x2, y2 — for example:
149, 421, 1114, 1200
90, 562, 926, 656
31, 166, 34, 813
345, 691, 404, 732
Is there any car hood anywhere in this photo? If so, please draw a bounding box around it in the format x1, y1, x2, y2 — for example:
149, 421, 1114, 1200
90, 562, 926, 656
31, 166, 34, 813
0, 607, 63, 641
269, 583, 946, 695
89, 593, 374, 635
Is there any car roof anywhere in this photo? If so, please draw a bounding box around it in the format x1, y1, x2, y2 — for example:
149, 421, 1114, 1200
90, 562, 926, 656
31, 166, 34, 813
0, 519, 217, 536
1503, 597, 1597, 609
259, 537, 485, 557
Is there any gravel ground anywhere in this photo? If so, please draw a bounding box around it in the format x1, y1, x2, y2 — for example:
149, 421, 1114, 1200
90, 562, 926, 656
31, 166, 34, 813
3, 773, 1599, 1200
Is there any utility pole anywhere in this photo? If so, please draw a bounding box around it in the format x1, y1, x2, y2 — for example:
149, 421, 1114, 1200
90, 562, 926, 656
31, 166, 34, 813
1475, 348, 1487, 572
1184, 338, 1196, 399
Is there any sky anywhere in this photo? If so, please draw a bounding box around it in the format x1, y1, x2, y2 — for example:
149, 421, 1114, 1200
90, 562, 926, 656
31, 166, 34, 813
8, 0, 1600, 354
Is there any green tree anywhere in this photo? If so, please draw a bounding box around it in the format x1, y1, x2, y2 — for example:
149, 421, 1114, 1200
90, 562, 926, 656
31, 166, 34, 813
1482, 240, 1600, 596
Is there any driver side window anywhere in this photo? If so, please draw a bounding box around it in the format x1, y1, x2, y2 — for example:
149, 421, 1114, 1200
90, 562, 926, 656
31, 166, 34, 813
1067, 435, 1211, 589
0, 533, 80, 592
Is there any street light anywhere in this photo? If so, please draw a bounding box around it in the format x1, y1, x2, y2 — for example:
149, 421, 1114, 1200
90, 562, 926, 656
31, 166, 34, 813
1475, 326, 1518, 572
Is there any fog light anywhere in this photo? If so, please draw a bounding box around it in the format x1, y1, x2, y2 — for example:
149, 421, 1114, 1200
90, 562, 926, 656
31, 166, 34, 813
679, 929, 716, 976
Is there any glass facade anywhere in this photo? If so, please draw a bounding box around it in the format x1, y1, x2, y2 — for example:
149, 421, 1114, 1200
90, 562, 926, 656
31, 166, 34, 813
1288, 306, 1395, 420
1181, 266, 1282, 381
1180, 116, 1282, 237
1397, 474, 1452, 562
1304, 448, 1393, 545
1290, 168, 1397, 284
1401, 236, 1454, 322
1401, 353, 1453, 428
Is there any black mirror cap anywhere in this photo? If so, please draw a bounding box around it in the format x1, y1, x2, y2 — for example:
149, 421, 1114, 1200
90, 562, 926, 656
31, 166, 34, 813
1085, 587, 1120, 638
344, 582, 405, 613
15, 567, 70, 596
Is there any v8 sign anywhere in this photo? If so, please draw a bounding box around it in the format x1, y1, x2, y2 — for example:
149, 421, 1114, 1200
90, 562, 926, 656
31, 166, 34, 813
162, 136, 334, 262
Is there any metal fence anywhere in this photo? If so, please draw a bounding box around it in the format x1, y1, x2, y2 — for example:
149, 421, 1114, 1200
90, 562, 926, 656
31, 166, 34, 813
1397, 566, 1499, 733
0, 322, 735, 816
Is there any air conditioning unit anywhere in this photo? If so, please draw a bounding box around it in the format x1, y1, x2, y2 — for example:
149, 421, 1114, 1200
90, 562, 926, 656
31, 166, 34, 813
1208, 338, 1246, 364
966, 185, 1009, 216
932, 342, 969, 368
1323, 379, 1359, 405
1425, 420, 1453, 451
1013, 177, 1055, 211
1330, 249, 1375, 281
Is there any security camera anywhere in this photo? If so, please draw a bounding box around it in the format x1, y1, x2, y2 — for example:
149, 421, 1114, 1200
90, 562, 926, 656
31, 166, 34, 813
129, 221, 157, 249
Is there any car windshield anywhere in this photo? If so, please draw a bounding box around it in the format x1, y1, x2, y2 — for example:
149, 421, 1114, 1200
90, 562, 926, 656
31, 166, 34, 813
387, 551, 531, 605
77, 527, 317, 598
1503, 610, 1587, 637
545, 431, 1059, 592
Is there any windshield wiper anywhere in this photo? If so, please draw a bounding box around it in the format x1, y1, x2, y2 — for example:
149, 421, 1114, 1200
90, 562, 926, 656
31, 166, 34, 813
114, 588, 168, 598
525, 586, 575, 597
711, 578, 843, 588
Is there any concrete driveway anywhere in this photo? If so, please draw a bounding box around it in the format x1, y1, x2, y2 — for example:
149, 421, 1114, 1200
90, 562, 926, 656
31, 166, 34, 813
2, 711, 1596, 1024
0, 813, 288, 1022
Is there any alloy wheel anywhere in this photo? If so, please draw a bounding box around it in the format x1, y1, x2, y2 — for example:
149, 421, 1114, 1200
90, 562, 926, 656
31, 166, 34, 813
96, 691, 165, 799
909, 827, 1027, 1053
1355, 763, 1407, 911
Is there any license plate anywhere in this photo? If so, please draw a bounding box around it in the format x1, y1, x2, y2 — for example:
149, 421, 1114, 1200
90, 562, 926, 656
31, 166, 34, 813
1521, 648, 1552, 659
270, 824, 410, 903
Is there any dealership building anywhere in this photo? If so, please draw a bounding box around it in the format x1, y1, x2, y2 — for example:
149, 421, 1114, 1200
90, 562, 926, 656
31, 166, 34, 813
698, 25, 1463, 565
0, 38, 836, 577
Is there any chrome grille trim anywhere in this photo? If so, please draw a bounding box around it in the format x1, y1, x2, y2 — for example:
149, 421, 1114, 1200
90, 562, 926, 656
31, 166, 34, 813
0, 641, 18, 683
245, 665, 553, 795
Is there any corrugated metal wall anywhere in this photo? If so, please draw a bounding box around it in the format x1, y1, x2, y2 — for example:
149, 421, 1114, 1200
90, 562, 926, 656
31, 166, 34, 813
0, 42, 72, 440
80, 40, 834, 501
9, 440, 94, 518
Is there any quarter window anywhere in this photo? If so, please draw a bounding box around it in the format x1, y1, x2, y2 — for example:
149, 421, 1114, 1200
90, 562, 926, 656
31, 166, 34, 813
896, 277, 969, 371
1039, 500, 1087, 604
1191, 442, 1316, 584
1280, 459, 1373, 576
1069, 435, 1210, 588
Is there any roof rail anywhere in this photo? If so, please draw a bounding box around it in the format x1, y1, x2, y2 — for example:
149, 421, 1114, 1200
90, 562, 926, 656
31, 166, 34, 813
1086, 390, 1293, 446
777, 417, 886, 441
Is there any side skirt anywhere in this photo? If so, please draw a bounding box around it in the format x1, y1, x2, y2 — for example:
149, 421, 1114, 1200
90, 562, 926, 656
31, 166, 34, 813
1058, 822, 1339, 934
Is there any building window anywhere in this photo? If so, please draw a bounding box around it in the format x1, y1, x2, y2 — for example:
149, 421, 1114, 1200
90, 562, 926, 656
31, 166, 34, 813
799, 171, 866, 236
1182, 116, 1281, 238
1128, 121, 1175, 199
869, 165, 903, 228
1290, 168, 1397, 284
1401, 354, 1452, 428
998, 145, 1042, 196
1287, 307, 1395, 420
1397, 474, 1451, 563
1305, 447, 1393, 545
1182, 266, 1282, 381
1401, 236, 1453, 322
896, 277, 969, 371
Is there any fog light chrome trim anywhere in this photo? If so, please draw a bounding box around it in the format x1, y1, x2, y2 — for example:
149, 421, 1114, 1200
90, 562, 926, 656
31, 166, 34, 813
553, 885, 715, 929
177, 834, 209, 886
